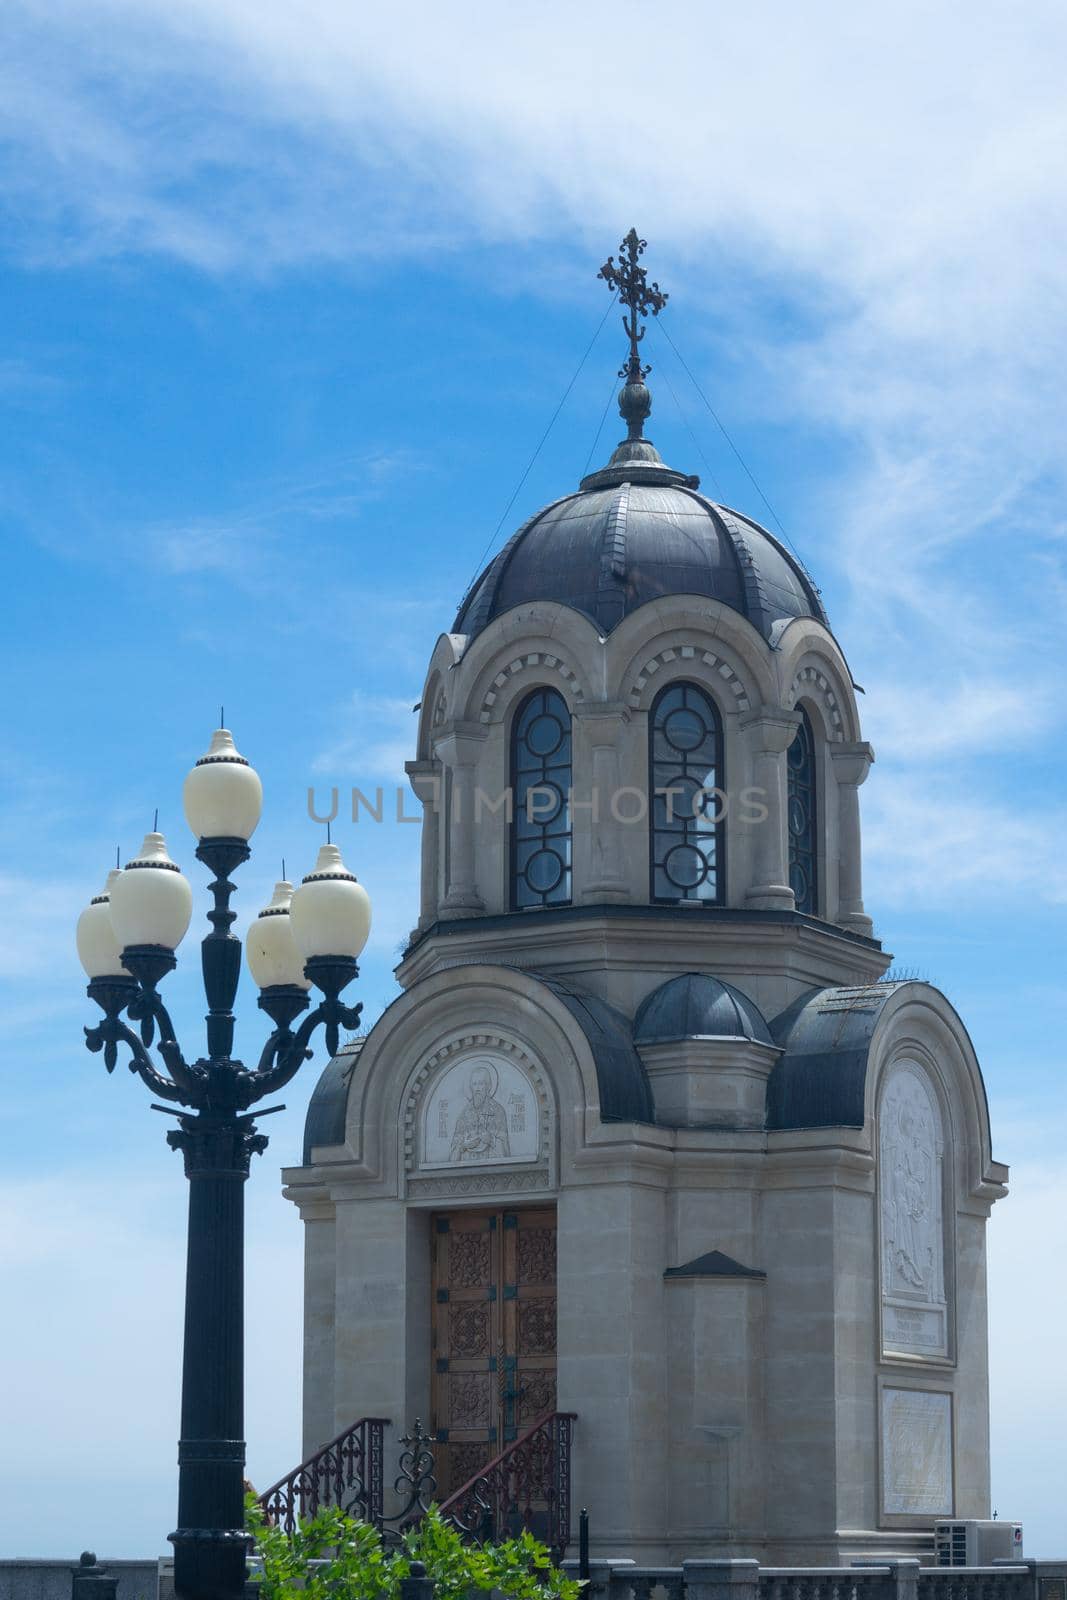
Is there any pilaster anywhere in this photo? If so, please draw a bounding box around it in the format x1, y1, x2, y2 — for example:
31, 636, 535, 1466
831, 740, 874, 936
434, 726, 488, 915
741, 708, 800, 911
406, 758, 443, 930
575, 703, 631, 902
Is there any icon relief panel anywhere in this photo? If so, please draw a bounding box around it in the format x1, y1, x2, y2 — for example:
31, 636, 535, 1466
422, 1054, 540, 1170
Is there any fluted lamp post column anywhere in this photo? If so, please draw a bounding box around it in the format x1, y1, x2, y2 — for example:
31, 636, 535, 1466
77, 729, 371, 1600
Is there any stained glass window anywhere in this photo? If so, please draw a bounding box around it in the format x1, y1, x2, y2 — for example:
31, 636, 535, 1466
510, 688, 572, 910
649, 682, 724, 904
787, 708, 818, 915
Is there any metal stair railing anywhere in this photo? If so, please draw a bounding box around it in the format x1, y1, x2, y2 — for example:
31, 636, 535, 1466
257, 1415, 388, 1534
437, 1410, 577, 1561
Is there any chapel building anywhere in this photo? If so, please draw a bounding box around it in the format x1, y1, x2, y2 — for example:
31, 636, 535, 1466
282, 242, 1007, 1564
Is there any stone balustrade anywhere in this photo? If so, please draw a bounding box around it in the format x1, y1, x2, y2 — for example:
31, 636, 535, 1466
563, 1557, 1053, 1600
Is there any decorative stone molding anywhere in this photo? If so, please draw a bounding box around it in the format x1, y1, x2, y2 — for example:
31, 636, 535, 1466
637, 1036, 781, 1129
477, 654, 584, 723
626, 647, 751, 714
431, 690, 447, 729
407, 1169, 552, 1200
789, 664, 845, 741
401, 1031, 555, 1197
830, 739, 874, 786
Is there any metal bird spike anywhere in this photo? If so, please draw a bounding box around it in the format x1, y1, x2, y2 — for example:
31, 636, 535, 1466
598, 228, 669, 380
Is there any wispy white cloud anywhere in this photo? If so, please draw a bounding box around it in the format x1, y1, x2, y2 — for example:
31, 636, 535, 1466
0, 872, 86, 981
137, 451, 420, 580
862, 770, 1067, 910
863, 679, 1052, 763
6, 2, 1065, 637
312, 691, 419, 784
4, 2, 1065, 292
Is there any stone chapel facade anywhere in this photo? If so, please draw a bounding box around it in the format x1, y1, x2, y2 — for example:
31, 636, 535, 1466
282, 338, 1007, 1563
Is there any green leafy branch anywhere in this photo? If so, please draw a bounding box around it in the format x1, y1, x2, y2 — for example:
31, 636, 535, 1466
245, 1495, 583, 1600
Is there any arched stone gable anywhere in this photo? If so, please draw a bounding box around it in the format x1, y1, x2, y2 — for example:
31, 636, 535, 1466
775, 619, 862, 745
400, 1028, 556, 1198
312, 964, 652, 1192
768, 980, 1003, 1205
415, 634, 464, 760
453, 594, 787, 720
475, 651, 584, 725
626, 646, 750, 714
790, 663, 846, 742
444, 602, 595, 730
865, 984, 1002, 1206
608, 598, 777, 716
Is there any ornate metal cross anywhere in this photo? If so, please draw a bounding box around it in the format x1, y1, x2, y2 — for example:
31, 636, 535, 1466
598, 228, 669, 380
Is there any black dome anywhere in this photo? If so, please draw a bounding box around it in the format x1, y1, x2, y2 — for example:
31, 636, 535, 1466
454, 434, 827, 644
634, 972, 773, 1046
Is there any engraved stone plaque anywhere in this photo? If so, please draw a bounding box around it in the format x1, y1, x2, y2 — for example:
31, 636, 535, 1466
884, 1303, 947, 1354
421, 1053, 539, 1169
882, 1387, 952, 1516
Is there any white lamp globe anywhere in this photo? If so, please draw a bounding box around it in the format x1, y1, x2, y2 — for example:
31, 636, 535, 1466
182, 728, 263, 842
76, 869, 133, 979
245, 881, 311, 991
290, 844, 371, 961
109, 832, 194, 952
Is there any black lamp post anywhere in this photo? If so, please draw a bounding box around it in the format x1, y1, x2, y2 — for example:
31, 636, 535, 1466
76, 728, 371, 1600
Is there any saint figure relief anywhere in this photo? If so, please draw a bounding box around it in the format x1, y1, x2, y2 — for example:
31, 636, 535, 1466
449, 1060, 512, 1164
883, 1079, 938, 1297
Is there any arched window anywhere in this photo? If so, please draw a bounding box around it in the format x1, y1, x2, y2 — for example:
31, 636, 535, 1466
649, 682, 724, 905
510, 688, 572, 910
787, 708, 818, 915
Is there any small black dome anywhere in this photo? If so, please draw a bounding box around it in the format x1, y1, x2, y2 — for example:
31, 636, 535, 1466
634, 973, 773, 1046
454, 434, 826, 644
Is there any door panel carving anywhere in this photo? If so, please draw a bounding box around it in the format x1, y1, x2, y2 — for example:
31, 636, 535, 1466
431, 1207, 557, 1496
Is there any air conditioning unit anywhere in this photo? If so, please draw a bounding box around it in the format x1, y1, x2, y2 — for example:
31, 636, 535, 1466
934, 1520, 1024, 1565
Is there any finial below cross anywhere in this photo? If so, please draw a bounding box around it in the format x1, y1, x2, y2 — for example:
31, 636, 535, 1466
598, 228, 668, 382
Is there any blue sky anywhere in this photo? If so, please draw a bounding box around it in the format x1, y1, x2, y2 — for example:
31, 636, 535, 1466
2, 0, 1066, 1561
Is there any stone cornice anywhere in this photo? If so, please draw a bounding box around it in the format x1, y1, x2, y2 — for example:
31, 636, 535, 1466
740, 703, 802, 753
830, 739, 875, 786
398, 904, 888, 990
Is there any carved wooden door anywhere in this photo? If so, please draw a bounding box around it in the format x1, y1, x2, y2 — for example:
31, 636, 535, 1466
431, 1207, 557, 1496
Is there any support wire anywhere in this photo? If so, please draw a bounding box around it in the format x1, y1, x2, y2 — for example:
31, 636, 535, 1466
654, 352, 726, 500
582, 369, 621, 480
463, 292, 618, 594
653, 317, 806, 564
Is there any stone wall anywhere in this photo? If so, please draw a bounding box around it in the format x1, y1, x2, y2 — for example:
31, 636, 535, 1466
0, 1559, 158, 1600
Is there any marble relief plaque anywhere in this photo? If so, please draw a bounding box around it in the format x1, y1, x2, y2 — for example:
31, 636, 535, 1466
421, 1054, 539, 1169
882, 1387, 952, 1516
880, 1061, 948, 1357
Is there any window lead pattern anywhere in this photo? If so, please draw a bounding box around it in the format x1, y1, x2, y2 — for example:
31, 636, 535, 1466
511, 688, 572, 910
787, 708, 818, 915
649, 682, 724, 905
